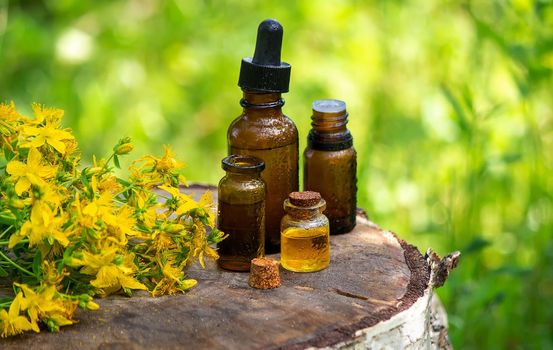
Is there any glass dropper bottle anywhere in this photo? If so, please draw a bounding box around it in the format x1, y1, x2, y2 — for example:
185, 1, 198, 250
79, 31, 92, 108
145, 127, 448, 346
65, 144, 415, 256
228, 19, 299, 253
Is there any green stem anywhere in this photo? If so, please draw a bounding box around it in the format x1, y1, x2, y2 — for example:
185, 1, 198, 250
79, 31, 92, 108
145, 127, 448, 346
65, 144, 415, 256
0, 249, 36, 277
0, 225, 13, 240
102, 153, 116, 171
0, 239, 27, 246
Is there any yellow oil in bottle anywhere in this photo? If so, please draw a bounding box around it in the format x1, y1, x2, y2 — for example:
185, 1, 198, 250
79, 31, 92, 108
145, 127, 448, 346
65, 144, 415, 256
280, 226, 330, 272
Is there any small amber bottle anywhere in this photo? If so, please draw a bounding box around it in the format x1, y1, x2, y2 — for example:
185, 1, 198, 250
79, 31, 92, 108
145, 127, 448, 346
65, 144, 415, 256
217, 155, 266, 271
228, 19, 298, 253
281, 191, 330, 272
304, 99, 357, 235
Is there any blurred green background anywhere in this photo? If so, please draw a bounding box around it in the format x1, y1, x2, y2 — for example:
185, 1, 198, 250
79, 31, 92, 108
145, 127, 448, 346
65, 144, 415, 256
1, 0, 552, 348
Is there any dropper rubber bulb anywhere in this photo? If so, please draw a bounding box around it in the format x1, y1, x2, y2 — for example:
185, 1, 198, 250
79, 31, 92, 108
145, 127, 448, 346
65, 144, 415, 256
252, 19, 283, 66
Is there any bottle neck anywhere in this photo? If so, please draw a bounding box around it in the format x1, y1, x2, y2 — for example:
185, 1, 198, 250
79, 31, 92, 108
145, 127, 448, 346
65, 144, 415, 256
225, 171, 262, 180
309, 109, 352, 151
241, 91, 285, 117
284, 199, 326, 221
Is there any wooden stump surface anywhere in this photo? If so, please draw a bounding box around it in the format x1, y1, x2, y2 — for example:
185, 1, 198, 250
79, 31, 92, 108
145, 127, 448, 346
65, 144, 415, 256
2, 185, 432, 350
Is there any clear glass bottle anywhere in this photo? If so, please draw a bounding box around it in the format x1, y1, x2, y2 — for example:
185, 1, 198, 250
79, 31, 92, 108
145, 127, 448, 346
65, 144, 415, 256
280, 191, 330, 272
304, 99, 357, 235
228, 19, 298, 253
217, 155, 266, 272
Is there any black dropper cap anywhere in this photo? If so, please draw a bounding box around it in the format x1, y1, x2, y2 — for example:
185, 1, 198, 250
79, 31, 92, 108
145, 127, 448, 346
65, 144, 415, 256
238, 19, 291, 93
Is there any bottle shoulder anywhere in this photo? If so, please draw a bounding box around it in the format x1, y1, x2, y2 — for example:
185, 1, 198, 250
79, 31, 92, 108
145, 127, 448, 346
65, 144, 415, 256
228, 113, 298, 149
218, 176, 266, 204
281, 213, 329, 230
304, 146, 356, 159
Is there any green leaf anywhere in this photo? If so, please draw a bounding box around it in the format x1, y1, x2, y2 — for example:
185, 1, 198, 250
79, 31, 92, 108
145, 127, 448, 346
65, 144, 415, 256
441, 84, 470, 135
462, 237, 491, 255
113, 155, 120, 169
80, 169, 90, 187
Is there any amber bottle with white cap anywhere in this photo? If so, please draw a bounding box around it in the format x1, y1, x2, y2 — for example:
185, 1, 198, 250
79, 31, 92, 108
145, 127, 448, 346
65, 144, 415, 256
304, 99, 357, 235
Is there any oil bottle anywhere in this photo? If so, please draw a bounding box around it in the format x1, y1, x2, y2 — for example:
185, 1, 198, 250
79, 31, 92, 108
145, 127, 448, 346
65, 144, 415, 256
217, 155, 266, 271
228, 19, 298, 253
280, 191, 330, 272
304, 99, 357, 235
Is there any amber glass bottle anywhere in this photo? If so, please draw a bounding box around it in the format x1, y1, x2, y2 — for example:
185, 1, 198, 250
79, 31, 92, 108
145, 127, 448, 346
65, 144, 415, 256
304, 99, 357, 235
217, 155, 266, 272
281, 191, 330, 272
228, 19, 298, 253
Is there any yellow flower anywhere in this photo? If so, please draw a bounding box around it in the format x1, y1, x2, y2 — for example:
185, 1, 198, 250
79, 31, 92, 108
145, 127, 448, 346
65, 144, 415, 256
15, 283, 78, 332
6, 147, 57, 195
159, 185, 198, 215
81, 192, 113, 226
0, 293, 37, 337
153, 145, 184, 174
191, 225, 219, 268
9, 201, 68, 248
20, 104, 73, 154
197, 191, 216, 227
20, 124, 74, 154
32, 182, 63, 209
0, 101, 24, 136
74, 249, 147, 296
133, 191, 158, 227
41, 261, 69, 286
132, 145, 187, 187
147, 230, 175, 254
151, 262, 197, 297
0, 101, 21, 121
30, 103, 64, 125
103, 205, 139, 245
97, 174, 122, 194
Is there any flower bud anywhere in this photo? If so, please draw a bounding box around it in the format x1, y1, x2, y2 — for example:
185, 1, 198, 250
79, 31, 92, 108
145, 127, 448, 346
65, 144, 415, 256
163, 223, 185, 233
89, 166, 103, 175
86, 300, 100, 311
115, 143, 133, 155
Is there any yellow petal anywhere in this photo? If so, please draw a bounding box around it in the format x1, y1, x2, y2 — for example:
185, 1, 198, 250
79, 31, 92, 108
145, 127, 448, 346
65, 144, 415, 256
6, 160, 26, 176
52, 128, 74, 141
9, 293, 23, 319
48, 314, 74, 327
8, 233, 24, 248
27, 148, 42, 167
203, 245, 219, 260
37, 164, 57, 179
21, 125, 40, 136
19, 138, 44, 149
199, 191, 213, 207
90, 266, 119, 289
14, 316, 36, 333
47, 138, 66, 154
119, 274, 147, 291
158, 185, 180, 198
15, 177, 31, 196
175, 199, 198, 215
52, 230, 69, 247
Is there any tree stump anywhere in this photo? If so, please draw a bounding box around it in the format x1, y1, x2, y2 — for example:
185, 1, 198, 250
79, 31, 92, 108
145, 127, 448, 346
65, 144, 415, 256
2, 185, 457, 349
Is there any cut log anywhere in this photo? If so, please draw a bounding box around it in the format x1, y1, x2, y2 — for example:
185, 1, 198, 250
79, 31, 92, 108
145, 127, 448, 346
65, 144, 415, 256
2, 184, 455, 349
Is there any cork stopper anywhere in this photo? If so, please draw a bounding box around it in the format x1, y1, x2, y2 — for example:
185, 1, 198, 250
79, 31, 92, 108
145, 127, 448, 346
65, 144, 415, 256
249, 257, 281, 289
288, 191, 321, 207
